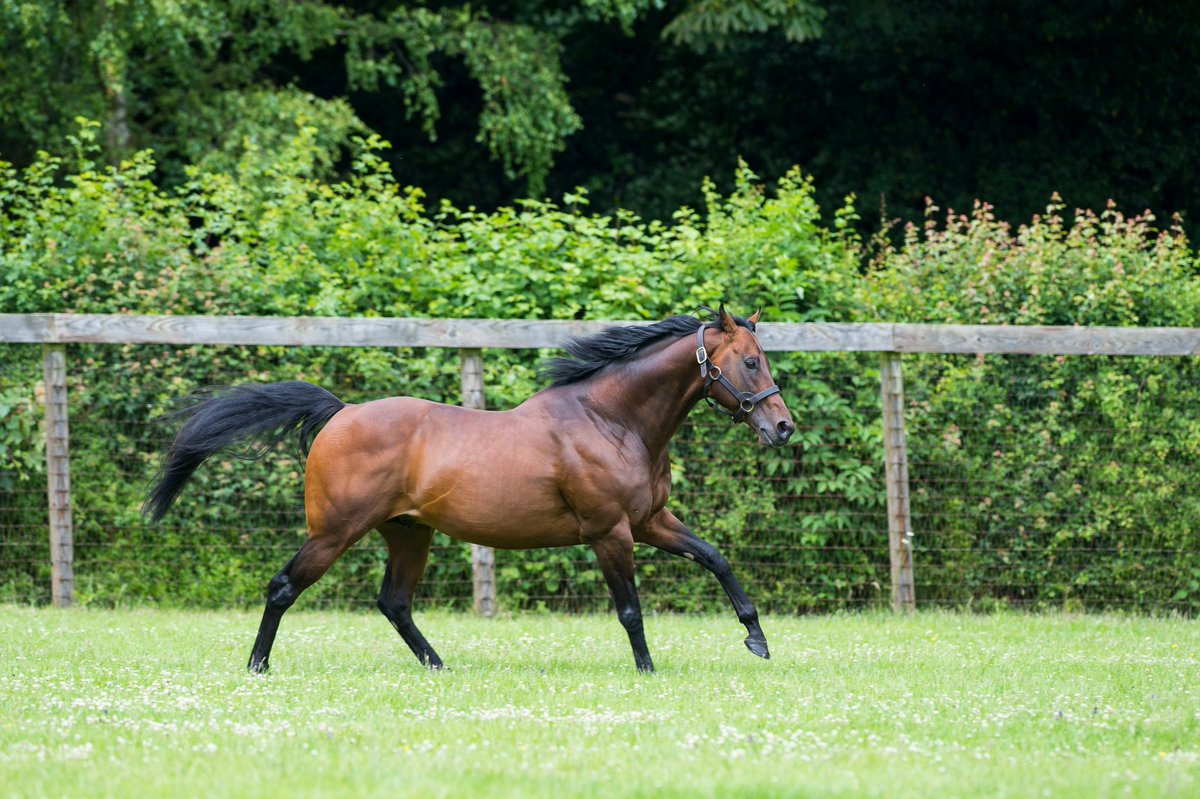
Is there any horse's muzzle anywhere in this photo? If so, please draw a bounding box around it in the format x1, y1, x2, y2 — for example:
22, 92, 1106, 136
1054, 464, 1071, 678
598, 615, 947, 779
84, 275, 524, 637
757, 418, 795, 447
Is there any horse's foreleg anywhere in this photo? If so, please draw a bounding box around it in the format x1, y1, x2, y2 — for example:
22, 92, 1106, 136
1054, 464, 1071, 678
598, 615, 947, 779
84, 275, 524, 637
591, 525, 654, 674
636, 509, 769, 659
376, 522, 444, 669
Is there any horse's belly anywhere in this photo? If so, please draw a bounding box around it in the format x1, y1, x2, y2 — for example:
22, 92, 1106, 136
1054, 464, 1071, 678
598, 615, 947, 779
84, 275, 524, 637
416, 480, 582, 549
402, 447, 583, 548
438, 520, 582, 550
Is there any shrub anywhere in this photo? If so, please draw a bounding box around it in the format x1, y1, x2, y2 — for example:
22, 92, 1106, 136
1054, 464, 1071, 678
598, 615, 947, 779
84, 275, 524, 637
865, 198, 1200, 610
2, 128, 1197, 612
2, 127, 876, 610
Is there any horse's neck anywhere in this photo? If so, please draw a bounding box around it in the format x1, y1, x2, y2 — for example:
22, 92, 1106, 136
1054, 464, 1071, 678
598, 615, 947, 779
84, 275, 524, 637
588, 334, 705, 457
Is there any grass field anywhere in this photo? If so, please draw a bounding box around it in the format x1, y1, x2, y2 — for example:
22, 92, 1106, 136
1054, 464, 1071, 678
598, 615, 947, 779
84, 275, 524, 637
1, 608, 1197, 798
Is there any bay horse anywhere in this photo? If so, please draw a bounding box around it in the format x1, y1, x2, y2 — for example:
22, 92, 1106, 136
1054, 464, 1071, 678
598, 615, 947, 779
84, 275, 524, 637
144, 306, 795, 673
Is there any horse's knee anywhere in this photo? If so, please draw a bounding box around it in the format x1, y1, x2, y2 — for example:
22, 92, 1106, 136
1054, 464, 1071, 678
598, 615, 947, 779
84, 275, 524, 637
703, 547, 732, 575
376, 594, 411, 620
265, 572, 299, 611
616, 605, 643, 633
738, 607, 760, 627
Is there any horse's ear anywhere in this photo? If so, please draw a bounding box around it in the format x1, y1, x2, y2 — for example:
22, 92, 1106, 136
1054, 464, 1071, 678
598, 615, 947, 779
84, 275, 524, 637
718, 304, 739, 336
748, 307, 762, 326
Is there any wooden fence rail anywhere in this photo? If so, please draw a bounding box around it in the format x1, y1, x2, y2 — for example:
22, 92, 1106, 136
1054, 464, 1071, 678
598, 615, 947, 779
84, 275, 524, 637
4, 313, 1198, 610
5, 313, 1200, 355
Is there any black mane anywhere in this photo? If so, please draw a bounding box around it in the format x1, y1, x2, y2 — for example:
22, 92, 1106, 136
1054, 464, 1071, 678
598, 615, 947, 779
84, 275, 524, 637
541, 308, 754, 387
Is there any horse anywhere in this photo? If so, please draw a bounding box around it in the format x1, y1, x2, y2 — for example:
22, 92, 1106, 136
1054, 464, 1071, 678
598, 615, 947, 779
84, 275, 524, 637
144, 306, 795, 673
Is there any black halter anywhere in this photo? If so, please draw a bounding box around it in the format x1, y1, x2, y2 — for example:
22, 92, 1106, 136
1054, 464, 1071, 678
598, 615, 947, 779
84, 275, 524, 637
695, 324, 782, 424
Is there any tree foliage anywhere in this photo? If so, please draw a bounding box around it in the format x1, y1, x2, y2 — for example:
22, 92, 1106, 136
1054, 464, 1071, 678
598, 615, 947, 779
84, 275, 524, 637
0, 0, 828, 197
660, 0, 824, 51
4, 2, 1193, 228
0, 0, 589, 192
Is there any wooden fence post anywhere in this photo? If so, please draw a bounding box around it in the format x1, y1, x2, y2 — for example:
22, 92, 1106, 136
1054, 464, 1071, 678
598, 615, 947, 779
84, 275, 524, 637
459, 348, 497, 617
879, 352, 915, 612
42, 344, 75, 607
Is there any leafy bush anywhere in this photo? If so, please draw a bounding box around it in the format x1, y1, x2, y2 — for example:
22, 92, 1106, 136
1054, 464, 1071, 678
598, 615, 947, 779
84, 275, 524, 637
1, 126, 876, 610
2, 128, 1198, 613
865, 199, 1200, 610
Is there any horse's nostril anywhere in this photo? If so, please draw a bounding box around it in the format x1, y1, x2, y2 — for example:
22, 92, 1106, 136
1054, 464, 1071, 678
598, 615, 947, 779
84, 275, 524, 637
777, 420, 795, 441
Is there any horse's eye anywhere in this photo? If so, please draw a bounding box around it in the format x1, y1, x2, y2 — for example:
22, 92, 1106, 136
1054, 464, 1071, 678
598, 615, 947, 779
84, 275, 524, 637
744, 358, 759, 370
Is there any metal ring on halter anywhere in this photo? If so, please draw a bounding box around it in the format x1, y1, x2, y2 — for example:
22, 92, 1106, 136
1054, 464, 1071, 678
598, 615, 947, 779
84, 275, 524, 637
739, 397, 756, 413
708, 364, 722, 380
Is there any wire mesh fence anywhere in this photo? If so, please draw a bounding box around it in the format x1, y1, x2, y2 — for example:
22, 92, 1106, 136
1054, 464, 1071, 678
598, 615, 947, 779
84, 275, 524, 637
906, 352, 1200, 612
2, 334, 1198, 614
0, 345, 47, 603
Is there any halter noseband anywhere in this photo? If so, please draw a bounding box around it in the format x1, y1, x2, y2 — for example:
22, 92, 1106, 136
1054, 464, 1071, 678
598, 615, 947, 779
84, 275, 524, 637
695, 324, 781, 424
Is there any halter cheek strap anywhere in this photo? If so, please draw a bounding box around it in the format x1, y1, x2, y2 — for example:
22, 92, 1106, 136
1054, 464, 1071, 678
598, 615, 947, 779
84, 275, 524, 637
695, 325, 782, 424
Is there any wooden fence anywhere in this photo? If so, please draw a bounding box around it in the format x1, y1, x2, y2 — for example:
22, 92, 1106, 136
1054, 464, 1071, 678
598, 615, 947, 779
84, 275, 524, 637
3, 313, 1198, 613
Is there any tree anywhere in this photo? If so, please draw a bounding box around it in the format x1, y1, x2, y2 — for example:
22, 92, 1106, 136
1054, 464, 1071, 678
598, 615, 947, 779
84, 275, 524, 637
0, 1, 823, 195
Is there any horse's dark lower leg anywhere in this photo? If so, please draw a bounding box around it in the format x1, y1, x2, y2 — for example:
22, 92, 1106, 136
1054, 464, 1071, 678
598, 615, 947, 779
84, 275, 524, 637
592, 530, 654, 674
248, 534, 353, 672
637, 509, 769, 659
376, 523, 443, 669
248, 555, 299, 673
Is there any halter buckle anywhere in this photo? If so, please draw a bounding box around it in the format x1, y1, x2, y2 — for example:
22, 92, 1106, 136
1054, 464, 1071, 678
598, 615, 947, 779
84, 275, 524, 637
695, 346, 708, 364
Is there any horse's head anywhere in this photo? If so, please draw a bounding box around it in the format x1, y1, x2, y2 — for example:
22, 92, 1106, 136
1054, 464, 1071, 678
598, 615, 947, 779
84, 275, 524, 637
701, 306, 796, 447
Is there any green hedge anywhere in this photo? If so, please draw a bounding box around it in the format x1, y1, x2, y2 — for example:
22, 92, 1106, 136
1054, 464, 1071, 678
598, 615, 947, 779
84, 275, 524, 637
2, 127, 1198, 612
866, 200, 1200, 610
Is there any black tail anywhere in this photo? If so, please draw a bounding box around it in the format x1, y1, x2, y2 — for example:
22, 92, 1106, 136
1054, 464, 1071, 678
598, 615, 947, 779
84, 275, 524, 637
143, 381, 346, 522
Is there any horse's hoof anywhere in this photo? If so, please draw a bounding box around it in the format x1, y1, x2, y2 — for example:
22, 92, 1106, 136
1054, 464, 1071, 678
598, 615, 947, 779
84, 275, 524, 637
744, 636, 771, 659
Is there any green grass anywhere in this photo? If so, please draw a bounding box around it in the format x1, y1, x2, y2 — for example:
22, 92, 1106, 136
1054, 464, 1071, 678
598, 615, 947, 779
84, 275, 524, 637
1, 608, 1197, 798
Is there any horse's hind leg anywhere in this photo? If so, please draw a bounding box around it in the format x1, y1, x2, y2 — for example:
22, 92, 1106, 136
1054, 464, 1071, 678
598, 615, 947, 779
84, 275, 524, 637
376, 521, 444, 669
636, 509, 770, 659
248, 525, 368, 672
